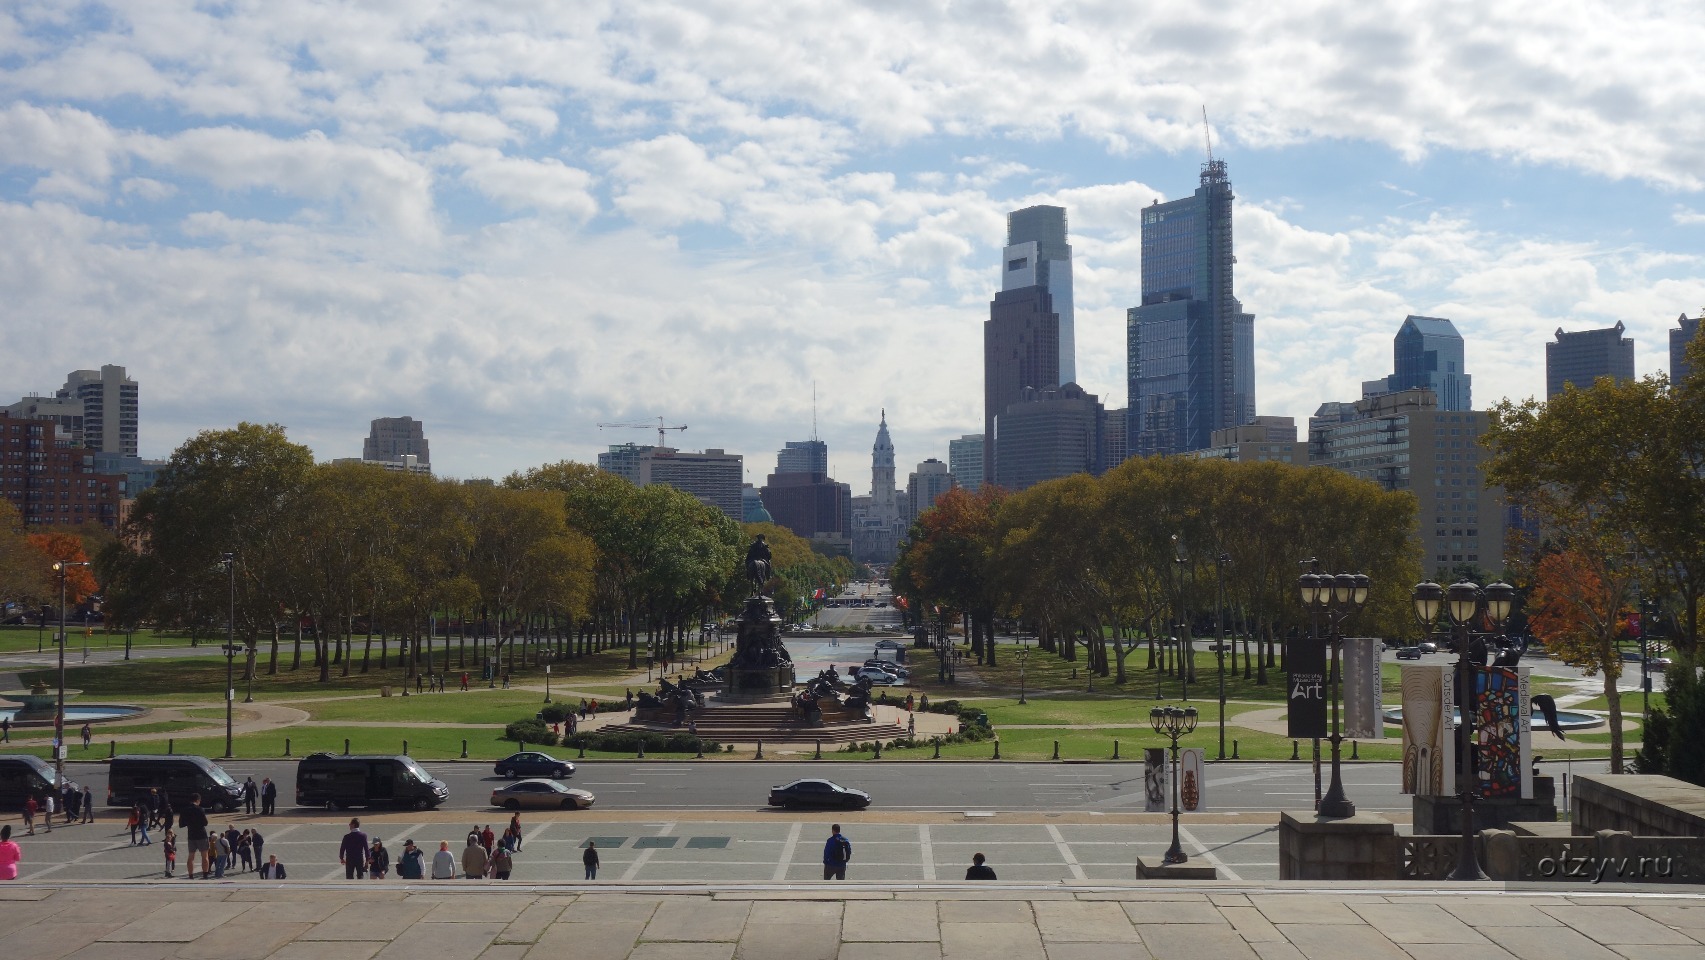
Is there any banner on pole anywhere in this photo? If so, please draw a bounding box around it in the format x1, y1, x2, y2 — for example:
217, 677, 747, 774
1400, 664, 1453, 796
1342, 636, 1384, 740
1179, 747, 1206, 811
1286, 633, 1328, 738
1476, 665, 1532, 800
1143, 747, 1167, 812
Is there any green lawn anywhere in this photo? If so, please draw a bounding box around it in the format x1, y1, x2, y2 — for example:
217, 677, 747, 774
0, 626, 228, 654
1571, 692, 1667, 713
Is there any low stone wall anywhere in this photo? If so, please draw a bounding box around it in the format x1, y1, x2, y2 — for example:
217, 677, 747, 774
1412, 776, 1558, 834
1278, 811, 1400, 880
1572, 773, 1705, 837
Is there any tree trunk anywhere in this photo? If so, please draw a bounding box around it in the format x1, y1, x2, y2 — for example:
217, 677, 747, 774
292, 618, 303, 670
1604, 668, 1625, 774
268, 621, 280, 675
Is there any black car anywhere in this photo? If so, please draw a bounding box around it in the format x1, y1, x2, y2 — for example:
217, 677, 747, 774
493, 751, 575, 778
768, 778, 871, 809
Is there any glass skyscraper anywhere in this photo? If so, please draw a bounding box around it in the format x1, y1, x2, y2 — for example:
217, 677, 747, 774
1126, 160, 1255, 457
1362, 315, 1472, 411
984, 206, 1071, 483
1003, 206, 1075, 385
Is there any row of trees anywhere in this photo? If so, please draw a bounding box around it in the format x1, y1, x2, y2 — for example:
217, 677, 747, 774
893, 455, 1423, 685
81, 423, 853, 684
0, 506, 105, 618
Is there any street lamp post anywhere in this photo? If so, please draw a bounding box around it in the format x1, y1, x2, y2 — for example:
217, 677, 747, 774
1298, 561, 1370, 819
50, 561, 90, 798
1410, 577, 1514, 881
1017, 645, 1030, 705
1172, 535, 1190, 702
1216, 553, 1230, 760
1150, 704, 1199, 864
219, 553, 238, 758
544, 664, 552, 703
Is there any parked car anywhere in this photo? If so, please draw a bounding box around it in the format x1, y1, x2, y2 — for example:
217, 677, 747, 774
493, 752, 575, 779
767, 778, 872, 809
0, 755, 80, 810
862, 660, 909, 679
1396, 646, 1423, 660
852, 667, 902, 685
108, 755, 245, 811
490, 779, 595, 810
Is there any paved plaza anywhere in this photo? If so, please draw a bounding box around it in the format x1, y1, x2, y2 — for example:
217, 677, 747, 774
5, 815, 1282, 883
2, 881, 1703, 960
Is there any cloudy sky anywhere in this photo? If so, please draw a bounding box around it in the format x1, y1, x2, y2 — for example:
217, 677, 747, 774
4, 2, 1703, 488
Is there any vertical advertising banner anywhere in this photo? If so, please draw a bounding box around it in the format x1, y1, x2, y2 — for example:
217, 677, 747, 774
1400, 664, 1454, 796
1475, 666, 1533, 800
1143, 748, 1168, 812
1287, 633, 1329, 739
1179, 748, 1206, 812
1341, 637, 1384, 740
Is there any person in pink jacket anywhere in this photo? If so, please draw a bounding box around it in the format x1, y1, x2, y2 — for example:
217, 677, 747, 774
0, 825, 21, 880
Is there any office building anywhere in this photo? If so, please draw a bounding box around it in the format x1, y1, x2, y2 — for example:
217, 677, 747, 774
1105, 408, 1128, 466
1127, 160, 1255, 457
947, 434, 984, 493
1362, 316, 1472, 411
59, 365, 138, 457
331, 455, 432, 475
985, 207, 1071, 483
1190, 416, 1304, 464
91, 452, 169, 498
363, 416, 431, 467
1672, 313, 1702, 382
760, 472, 851, 541
903, 458, 955, 524
596, 444, 743, 519
993, 383, 1106, 492
0, 412, 124, 529
2, 394, 85, 447
775, 439, 828, 476
1546, 322, 1635, 397
1309, 389, 1505, 574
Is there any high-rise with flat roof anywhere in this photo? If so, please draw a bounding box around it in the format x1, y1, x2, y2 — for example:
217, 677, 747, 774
596, 444, 743, 519
947, 434, 984, 493
985, 207, 1071, 483
1363, 316, 1472, 411
993, 383, 1106, 492
0, 412, 124, 529
1127, 160, 1254, 457
1671, 313, 1701, 382
1003, 206, 1075, 385
776, 439, 828, 476
1546, 322, 1635, 397
363, 416, 431, 468
59, 365, 138, 457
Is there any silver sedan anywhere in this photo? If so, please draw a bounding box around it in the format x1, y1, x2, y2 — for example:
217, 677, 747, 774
489, 779, 596, 810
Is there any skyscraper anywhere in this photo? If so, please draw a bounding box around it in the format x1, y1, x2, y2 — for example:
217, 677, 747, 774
1546, 322, 1635, 397
776, 439, 828, 475
596, 444, 743, 519
1126, 159, 1255, 457
1363, 316, 1472, 411
364, 416, 431, 467
1671, 312, 1701, 382
904, 458, 955, 523
993, 383, 1106, 492
985, 207, 1071, 482
59, 365, 138, 457
947, 434, 984, 492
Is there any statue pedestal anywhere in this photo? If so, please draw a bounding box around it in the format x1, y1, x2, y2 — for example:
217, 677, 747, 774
724, 595, 794, 697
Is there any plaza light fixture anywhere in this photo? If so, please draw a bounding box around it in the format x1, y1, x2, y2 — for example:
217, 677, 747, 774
50, 560, 91, 795
1150, 704, 1198, 865
1298, 559, 1370, 819
1411, 576, 1514, 881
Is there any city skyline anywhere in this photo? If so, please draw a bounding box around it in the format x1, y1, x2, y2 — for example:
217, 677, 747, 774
3, 5, 1703, 481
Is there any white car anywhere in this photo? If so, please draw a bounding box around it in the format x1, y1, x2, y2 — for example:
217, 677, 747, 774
852, 667, 902, 685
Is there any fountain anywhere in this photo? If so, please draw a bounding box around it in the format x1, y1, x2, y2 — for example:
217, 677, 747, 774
0, 680, 145, 726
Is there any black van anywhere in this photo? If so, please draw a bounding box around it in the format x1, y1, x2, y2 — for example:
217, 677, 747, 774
106, 755, 245, 811
0, 755, 81, 809
295, 754, 449, 810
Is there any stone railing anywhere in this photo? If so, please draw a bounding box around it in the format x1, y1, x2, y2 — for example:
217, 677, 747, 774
1572, 774, 1705, 837
1401, 829, 1703, 883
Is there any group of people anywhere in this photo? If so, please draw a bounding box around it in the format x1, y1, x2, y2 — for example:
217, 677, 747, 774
238, 776, 280, 815
347, 814, 529, 882
18, 783, 96, 833
818, 825, 996, 880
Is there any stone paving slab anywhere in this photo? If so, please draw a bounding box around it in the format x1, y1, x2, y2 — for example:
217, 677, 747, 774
0, 883, 1698, 960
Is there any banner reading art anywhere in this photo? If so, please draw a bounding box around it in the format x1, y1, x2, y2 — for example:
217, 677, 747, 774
1287, 633, 1328, 739
1179, 748, 1206, 812
1400, 664, 1453, 796
1143, 748, 1167, 813
1476, 666, 1533, 800
1342, 636, 1384, 740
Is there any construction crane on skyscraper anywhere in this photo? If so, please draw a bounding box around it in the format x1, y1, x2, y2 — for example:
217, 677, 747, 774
597, 417, 688, 448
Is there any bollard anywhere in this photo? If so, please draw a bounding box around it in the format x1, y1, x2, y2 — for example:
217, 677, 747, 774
873, 741, 882, 759
1232, 740, 1239, 760
344, 738, 350, 755
815, 740, 822, 760
1290, 739, 1299, 761
1351, 740, 1359, 761
403, 739, 408, 756
461, 739, 468, 759
168, 738, 174, 755
109, 740, 115, 759
285, 738, 291, 758
695, 740, 705, 759
578, 743, 585, 759
933, 737, 941, 760
1051, 739, 1059, 761
755, 740, 764, 759
993, 740, 1001, 760
637, 741, 645, 759
1113, 739, 1120, 760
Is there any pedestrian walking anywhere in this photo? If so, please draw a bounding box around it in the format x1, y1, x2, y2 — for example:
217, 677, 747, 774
127, 806, 141, 845
260, 777, 277, 815
21, 796, 35, 835
242, 777, 258, 815
158, 795, 174, 833
42, 791, 53, 833
145, 788, 161, 828
339, 819, 369, 879
508, 813, 523, 851
460, 672, 469, 691
80, 722, 91, 749
582, 840, 599, 880
213, 831, 230, 879
0, 825, 19, 880
415, 673, 423, 694
63, 784, 78, 823
462, 836, 488, 879
397, 839, 425, 879
431, 841, 456, 879
480, 825, 495, 854
964, 852, 997, 880
179, 794, 210, 879
80, 786, 93, 824
1, 716, 10, 742
821, 824, 852, 880
251, 827, 264, 865
258, 854, 287, 879
237, 830, 253, 871
162, 830, 177, 877
369, 838, 390, 879
136, 807, 151, 845
490, 845, 513, 880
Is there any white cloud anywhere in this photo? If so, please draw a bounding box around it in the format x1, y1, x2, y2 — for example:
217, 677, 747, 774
1675, 206, 1705, 226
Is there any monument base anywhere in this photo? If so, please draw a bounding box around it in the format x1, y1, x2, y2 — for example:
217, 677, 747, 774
725, 665, 796, 697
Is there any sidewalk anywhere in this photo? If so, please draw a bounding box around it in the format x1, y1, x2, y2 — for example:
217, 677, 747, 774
2, 881, 1702, 960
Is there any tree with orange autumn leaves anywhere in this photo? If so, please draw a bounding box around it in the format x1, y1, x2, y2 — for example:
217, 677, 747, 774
1526, 548, 1635, 772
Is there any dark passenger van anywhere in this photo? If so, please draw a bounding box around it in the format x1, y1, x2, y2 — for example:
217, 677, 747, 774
295, 753, 449, 810
0, 755, 82, 808
107, 755, 245, 811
